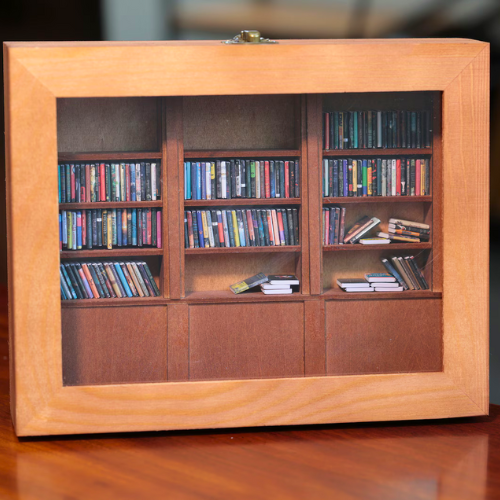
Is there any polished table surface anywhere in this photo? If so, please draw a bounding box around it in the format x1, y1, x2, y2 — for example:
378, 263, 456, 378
0, 288, 498, 499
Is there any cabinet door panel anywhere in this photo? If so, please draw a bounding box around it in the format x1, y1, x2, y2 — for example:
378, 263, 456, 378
189, 303, 304, 380
326, 299, 442, 375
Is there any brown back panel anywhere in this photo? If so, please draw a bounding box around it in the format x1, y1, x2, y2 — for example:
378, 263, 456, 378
185, 253, 298, 292
189, 302, 304, 380
62, 305, 167, 385
325, 298, 442, 375
183, 95, 299, 150
57, 97, 160, 153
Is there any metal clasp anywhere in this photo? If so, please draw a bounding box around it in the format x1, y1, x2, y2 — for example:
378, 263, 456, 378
223, 30, 277, 44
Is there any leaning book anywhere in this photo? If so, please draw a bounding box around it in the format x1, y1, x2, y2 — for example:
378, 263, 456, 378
229, 272, 268, 294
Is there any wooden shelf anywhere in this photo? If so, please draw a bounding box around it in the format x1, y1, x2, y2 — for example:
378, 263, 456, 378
322, 288, 442, 300
185, 245, 300, 255
323, 148, 432, 157
184, 150, 300, 159
184, 198, 301, 207
60, 248, 163, 258
323, 243, 432, 252
59, 201, 163, 210
61, 296, 168, 308
58, 152, 162, 161
184, 290, 313, 303
323, 196, 432, 204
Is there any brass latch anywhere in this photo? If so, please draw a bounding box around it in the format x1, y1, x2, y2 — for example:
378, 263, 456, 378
223, 30, 277, 44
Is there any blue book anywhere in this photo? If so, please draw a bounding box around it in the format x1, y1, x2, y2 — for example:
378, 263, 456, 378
59, 214, 62, 247
381, 258, 408, 290
343, 160, 348, 197
58, 165, 61, 203
60, 265, 77, 299
201, 162, 206, 200
132, 209, 137, 246
190, 162, 196, 200
60, 283, 67, 300
377, 158, 382, 195
333, 160, 339, 197
270, 161, 276, 198
237, 211, 246, 247
117, 209, 122, 247
130, 163, 136, 201
196, 210, 205, 248
196, 162, 202, 200
76, 211, 82, 248
114, 263, 133, 297
184, 162, 189, 199
65, 164, 71, 202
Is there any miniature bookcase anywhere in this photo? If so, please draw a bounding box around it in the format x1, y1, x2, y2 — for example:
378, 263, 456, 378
4, 39, 489, 436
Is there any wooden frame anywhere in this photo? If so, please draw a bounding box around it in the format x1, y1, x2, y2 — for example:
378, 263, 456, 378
3, 39, 489, 436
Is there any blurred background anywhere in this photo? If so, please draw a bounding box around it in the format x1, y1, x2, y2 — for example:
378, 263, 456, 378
0, 0, 498, 400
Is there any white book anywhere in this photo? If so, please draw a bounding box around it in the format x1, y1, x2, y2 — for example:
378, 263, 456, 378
337, 278, 370, 288
206, 211, 215, 247
359, 238, 390, 245
261, 283, 291, 290
221, 161, 227, 199
344, 287, 374, 293
392, 159, 397, 196
268, 275, 299, 285
388, 218, 430, 230
151, 162, 157, 200
365, 273, 396, 283
370, 282, 400, 288
374, 286, 404, 292
261, 288, 293, 295
206, 162, 211, 200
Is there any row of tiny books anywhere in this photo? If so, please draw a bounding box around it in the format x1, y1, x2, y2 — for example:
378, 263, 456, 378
323, 110, 432, 150
57, 162, 161, 203
323, 212, 430, 246
60, 261, 160, 300
230, 273, 300, 295
184, 159, 300, 200
322, 158, 430, 197
337, 256, 429, 292
59, 208, 162, 250
184, 208, 299, 249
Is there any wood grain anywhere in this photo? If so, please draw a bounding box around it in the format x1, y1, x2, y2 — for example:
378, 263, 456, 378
326, 298, 442, 375
62, 306, 168, 385
189, 302, 304, 380
304, 300, 326, 376
442, 46, 490, 413
167, 303, 189, 381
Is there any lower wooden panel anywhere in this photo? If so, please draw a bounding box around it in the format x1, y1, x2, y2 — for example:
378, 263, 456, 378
62, 306, 168, 386
326, 298, 442, 375
189, 302, 305, 380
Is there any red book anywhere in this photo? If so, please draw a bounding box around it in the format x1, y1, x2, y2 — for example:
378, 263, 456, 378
125, 164, 131, 202
98, 163, 105, 201
324, 113, 330, 150
285, 161, 290, 198
156, 211, 162, 248
217, 213, 224, 245
187, 211, 194, 248
416, 159, 421, 196
264, 161, 271, 198
147, 209, 152, 245
82, 210, 86, 246
85, 164, 91, 202
70, 164, 75, 202
277, 210, 285, 245
325, 209, 330, 245
396, 159, 401, 196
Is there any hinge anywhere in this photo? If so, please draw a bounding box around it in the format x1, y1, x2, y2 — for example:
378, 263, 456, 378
223, 30, 277, 45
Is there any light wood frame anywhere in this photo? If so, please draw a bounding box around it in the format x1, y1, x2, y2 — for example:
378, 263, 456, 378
4, 39, 489, 436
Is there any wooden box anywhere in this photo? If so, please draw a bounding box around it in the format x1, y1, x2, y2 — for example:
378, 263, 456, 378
3, 38, 489, 436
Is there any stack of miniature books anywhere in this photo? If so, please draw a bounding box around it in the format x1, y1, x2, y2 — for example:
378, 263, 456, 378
261, 275, 299, 295
365, 273, 403, 292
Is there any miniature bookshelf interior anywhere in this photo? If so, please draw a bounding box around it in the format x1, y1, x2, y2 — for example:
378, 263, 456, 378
58, 92, 442, 386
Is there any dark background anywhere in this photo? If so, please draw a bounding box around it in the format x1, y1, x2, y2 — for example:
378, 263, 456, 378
1, 0, 498, 400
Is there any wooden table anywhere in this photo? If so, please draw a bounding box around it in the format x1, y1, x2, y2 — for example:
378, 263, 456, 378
0, 288, 498, 499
